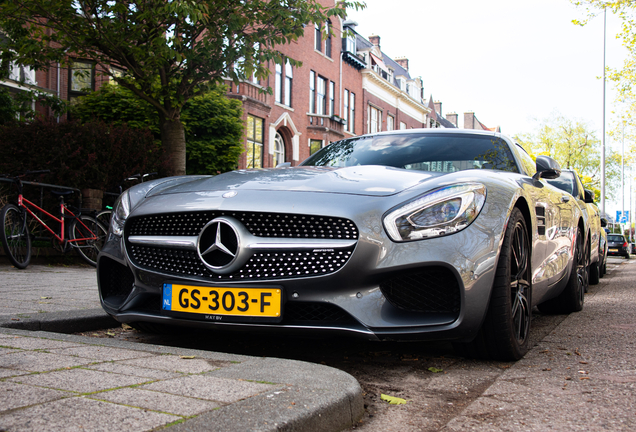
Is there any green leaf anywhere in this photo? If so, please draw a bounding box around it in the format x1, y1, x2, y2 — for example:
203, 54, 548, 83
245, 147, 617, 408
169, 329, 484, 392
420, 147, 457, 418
428, 367, 444, 373
380, 394, 408, 405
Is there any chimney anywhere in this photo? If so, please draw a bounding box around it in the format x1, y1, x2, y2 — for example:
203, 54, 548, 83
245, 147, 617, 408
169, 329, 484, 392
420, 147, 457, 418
446, 113, 458, 127
464, 112, 475, 129
394, 56, 409, 71
368, 34, 381, 50
434, 101, 442, 115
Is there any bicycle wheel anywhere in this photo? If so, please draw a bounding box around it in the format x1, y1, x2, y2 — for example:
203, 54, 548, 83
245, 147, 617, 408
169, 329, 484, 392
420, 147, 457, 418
95, 210, 112, 230
0, 204, 31, 269
69, 214, 107, 267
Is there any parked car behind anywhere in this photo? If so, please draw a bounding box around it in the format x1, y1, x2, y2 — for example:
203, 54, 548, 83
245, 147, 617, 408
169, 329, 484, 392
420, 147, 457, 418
607, 234, 630, 259
546, 169, 603, 285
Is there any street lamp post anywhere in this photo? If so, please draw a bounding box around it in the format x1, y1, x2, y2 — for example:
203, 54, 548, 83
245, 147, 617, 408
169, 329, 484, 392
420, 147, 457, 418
602, 8, 607, 215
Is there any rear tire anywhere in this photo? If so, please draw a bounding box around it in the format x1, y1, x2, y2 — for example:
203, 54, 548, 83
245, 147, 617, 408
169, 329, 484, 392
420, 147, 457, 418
453, 208, 531, 361
69, 215, 107, 267
0, 204, 31, 269
538, 226, 586, 314
589, 260, 600, 285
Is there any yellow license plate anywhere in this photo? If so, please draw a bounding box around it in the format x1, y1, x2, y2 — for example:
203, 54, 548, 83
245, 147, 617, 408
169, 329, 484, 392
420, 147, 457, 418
609, 248, 618, 252
162, 284, 281, 318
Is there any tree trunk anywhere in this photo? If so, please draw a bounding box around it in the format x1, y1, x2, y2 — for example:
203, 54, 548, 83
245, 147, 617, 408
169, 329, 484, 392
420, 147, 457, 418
161, 118, 187, 176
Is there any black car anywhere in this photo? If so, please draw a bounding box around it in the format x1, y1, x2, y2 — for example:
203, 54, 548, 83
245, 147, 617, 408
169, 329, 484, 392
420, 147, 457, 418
607, 234, 630, 259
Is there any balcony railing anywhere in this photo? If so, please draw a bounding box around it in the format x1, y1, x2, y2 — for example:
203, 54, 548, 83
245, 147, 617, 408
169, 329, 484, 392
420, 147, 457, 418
307, 114, 346, 136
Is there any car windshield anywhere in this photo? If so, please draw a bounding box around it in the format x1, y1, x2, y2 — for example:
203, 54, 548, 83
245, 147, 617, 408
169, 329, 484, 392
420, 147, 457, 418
608, 235, 624, 242
301, 133, 520, 173
547, 172, 574, 195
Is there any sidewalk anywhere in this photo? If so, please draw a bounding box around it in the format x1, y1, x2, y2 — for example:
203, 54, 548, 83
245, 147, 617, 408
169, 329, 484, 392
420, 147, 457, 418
0, 263, 364, 432
446, 258, 636, 431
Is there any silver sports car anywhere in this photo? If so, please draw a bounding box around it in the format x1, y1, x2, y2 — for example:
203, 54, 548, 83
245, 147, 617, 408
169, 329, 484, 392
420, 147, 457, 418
97, 129, 588, 361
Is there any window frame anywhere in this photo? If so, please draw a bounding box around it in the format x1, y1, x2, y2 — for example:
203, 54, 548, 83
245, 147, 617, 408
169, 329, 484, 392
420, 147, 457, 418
246, 115, 264, 169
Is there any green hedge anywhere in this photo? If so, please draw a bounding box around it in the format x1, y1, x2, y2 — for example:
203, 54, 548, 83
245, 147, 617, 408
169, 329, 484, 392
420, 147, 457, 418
0, 119, 168, 191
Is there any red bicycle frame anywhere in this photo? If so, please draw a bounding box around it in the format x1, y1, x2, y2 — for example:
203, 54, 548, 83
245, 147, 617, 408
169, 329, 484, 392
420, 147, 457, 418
17, 194, 96, 245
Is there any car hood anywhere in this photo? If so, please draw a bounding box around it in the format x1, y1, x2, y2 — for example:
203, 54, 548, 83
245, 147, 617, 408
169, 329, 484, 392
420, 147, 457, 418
146, 166, 442, 198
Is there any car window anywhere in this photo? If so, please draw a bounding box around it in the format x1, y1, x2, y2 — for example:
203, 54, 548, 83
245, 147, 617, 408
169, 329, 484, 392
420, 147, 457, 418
608, 235, 625, 242
301, 133, 520, 173
514, 144, 537, 176
547, 172, 575, 196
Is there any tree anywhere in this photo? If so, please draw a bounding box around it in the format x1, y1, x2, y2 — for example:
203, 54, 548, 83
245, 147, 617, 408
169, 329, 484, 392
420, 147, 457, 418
515, 113, 622, 201
72, 83, 244, 175
0, 0, 364, 176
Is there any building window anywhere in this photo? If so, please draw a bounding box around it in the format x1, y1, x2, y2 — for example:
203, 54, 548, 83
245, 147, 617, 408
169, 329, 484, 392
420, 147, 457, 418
246, 115, 264, 169
368, 106, 381, 134
344, 28, 357, 54
342, 91, 356, 133
343, 90, 349, 129
351, 93, 355, 133
9, 62, 35, 84
309, 71, 316, 113
316, 76, 327, 115
285, 60, 293, 107
329, 81, 335, 116
275, 59, 293, 107
387, 115, 394, 131
275, 63, 282, 104
315, 23, 322, 52
400, 121, 407, 130
325, 20, 332, 58
310, 139, 323, 155
273, 132, 285, 167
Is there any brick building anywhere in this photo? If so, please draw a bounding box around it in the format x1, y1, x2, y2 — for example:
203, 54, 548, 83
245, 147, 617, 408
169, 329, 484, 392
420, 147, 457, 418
0, 38, 112, 120
228, 2, 435, 169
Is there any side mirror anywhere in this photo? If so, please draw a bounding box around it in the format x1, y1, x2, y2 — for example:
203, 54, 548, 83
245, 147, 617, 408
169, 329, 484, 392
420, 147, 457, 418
584, 189, 595, 204
533, 156, 561, 180
601, 218, 608, 228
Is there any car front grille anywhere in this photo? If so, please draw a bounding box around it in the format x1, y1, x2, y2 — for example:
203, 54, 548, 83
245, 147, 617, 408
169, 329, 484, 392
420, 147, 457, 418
125, 211, 358, 281
379, 267, 461, 315
128, 211, 358, 239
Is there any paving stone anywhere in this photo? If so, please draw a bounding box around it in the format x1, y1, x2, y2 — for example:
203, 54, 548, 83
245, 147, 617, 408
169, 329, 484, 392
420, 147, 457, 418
8, 368, 153, 393
121, 355, 220, 374
48, 345, 157, 361
0, 351, 92, 372
141, 375, 281, 403
0, 337, 83, 350
0, 381, 69, 412
0, 368, 31, 378
90, 387, 220, 416
87, 362, 183, 380
0, 396, 178, 432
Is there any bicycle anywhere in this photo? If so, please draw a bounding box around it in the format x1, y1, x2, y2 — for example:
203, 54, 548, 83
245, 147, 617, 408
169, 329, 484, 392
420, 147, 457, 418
0, 171, 108, 268
96, 172, 158, 227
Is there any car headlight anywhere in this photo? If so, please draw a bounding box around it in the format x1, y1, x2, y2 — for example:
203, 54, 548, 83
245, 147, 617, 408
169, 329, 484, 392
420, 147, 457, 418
383, 183, 486, 242
110, 190, 131, 237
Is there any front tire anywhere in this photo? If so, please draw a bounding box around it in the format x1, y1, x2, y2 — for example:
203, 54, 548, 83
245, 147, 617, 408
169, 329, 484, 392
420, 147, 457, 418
454, 208, 531, 361
69, 215, 108, 267
0, 204, 31, 269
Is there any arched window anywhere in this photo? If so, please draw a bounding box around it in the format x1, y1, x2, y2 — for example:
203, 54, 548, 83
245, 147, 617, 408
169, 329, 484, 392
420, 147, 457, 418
273, 132, 286, 167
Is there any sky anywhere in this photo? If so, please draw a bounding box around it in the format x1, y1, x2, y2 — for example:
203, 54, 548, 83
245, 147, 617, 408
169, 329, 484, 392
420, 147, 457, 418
347, 0, 626, 138
347, 0, 629, 218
